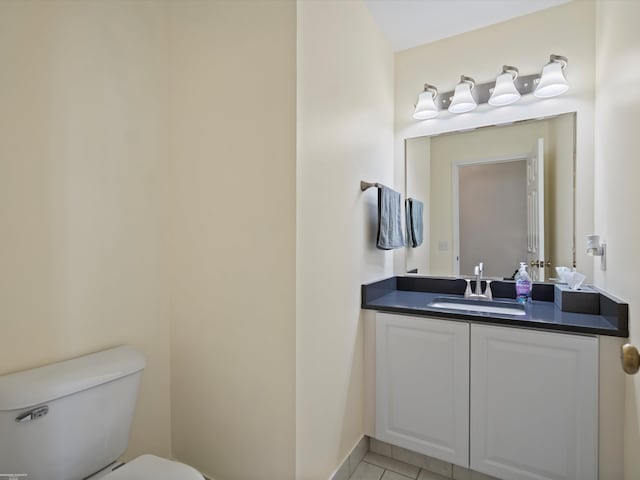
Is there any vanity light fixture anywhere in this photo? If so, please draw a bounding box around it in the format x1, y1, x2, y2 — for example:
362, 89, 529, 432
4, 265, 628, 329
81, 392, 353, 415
412, 54, 569, 121
534, 54, 569, 98
448, 76, 477, 114
413, 84, 439, 120
586, 234, 606, 271
488, 66, 521, 106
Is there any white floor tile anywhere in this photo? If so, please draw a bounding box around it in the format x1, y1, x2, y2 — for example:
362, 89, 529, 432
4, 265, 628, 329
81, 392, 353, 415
350, 461, 385, 480
382, 470, 415, 480
363, 452, 420, 479
390, 446, 452, 477
418, 469, 451, 480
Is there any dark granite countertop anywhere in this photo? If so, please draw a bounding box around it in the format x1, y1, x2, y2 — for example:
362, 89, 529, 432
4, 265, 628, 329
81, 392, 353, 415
362, 276, 628, 337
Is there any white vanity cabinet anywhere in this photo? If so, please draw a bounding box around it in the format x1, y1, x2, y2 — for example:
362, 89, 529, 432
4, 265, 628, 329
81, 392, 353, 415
375, 313, 470, 466
374, 312, 599, 480
470, 324, 598, 480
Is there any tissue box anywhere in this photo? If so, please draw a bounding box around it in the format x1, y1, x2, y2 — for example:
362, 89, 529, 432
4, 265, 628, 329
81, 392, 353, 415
554, 284, 600, 314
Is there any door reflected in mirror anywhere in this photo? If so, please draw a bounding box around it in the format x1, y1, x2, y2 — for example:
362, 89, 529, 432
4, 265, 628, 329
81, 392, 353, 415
405, 113, 575, 282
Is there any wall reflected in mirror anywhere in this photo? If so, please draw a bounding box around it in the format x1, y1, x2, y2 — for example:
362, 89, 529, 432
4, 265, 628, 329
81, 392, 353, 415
405, 113, 575, 282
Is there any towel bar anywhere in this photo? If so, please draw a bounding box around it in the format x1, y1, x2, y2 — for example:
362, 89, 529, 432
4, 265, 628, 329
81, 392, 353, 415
360, 181, 384, 191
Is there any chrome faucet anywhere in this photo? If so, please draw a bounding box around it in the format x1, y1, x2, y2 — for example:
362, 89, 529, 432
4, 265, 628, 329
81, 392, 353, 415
464, 262, 492, 300
475, 262, 483, 295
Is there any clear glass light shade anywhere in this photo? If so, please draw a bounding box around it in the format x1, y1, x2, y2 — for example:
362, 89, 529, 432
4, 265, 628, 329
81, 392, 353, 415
448, 82, 477, 113
534, 61, 569, 98
488, 72, 521, 106
413, 90, 438, 120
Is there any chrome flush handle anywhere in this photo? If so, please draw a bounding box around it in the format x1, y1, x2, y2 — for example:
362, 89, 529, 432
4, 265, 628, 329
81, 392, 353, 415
15, 405, 49, 423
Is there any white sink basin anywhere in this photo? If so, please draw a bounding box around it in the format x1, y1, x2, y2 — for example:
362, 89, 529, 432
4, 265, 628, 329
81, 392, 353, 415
428, 297, 526, 316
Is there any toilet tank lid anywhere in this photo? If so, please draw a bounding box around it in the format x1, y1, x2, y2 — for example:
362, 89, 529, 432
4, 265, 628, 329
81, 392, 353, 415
0, 346, 146, 411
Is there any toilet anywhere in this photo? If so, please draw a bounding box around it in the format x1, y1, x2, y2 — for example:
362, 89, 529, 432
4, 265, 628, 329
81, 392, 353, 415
0, 346, 204, 480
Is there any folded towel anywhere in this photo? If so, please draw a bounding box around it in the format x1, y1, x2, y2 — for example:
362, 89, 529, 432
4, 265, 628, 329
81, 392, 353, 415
405, 199, 414, 247
377, 186, 404, 250
408, 198, 424, 247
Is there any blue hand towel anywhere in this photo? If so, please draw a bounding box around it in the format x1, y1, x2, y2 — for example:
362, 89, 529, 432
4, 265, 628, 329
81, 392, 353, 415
405, 199, 415, 247
408, 198, 424, 247
377, 186, 404, 250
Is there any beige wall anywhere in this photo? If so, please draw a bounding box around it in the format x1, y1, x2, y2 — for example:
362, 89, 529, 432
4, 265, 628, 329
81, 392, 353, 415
547, 113, 576, 272
0, 1, 297, 478
168, 1, 296, 479
405, 136, 431, 275
594, 1, 640, 478
395, 1, 596, 281
0, 0, 172, 460
297, 1, 394, 478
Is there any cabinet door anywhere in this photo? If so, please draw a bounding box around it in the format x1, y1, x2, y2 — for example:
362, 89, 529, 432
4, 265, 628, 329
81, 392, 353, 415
376, 313, 469, 466
470, 324, 598, 480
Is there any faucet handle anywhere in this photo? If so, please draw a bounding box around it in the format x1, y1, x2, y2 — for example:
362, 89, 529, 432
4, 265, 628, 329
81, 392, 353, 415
484, 280, 492, 300
464, 279, 472, 298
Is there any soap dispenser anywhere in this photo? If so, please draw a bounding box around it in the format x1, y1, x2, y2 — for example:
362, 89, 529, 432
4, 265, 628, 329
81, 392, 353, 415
515, 262, 532, 304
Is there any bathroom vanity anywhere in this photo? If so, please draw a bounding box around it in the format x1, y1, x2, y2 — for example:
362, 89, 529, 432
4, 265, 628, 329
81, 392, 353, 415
361, 276, 628, 480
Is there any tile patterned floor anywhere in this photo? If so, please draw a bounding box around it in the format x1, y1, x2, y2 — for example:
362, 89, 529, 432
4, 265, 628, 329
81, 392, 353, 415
349, 452, 449, 480
347, 438, 500, 480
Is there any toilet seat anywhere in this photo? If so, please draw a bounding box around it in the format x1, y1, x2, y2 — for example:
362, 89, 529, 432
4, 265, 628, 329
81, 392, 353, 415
101, 454, 204, 480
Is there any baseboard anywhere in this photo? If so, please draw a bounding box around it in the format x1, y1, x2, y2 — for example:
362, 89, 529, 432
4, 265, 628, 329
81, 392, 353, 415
328, 434, 369, 480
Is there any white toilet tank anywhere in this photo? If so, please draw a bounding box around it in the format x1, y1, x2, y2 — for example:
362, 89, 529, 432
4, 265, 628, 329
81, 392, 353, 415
0, 346, 146, 480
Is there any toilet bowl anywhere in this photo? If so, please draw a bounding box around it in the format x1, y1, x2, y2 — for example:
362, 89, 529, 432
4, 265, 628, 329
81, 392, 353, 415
0, 346, 204, 480
91, 455, 204, 480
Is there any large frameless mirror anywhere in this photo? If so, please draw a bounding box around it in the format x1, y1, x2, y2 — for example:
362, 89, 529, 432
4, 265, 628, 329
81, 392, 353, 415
405, 113, 576, 282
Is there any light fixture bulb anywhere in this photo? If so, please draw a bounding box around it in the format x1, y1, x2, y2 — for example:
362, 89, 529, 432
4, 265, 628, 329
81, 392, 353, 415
413, 84, 439, 120
534, 55, 569, 98
448, 76, 477, 114
489, 67, 521, 106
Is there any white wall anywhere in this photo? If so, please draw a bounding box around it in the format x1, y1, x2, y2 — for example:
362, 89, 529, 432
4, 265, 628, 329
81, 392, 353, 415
0, 0, 172, 460
297, 0, 394, 478
394, 1, 596, 281
168, 1, 297, 479
594, 1, 640, 478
